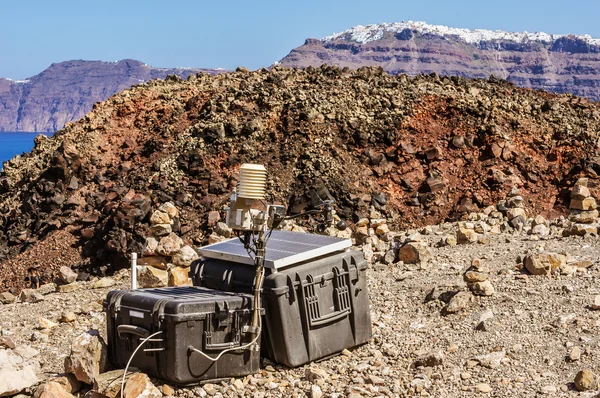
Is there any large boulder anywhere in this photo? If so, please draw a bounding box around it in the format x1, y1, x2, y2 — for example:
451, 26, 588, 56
64, 330, 108, 385
0, 348, 41, 397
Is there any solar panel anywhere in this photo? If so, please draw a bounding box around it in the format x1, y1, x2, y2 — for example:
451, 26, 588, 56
197, 230, 352, 269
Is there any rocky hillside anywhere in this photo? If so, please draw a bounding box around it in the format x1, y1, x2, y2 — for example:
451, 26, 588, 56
0, 59, 223, 132
1, 66, 600, 292
278, 21, 600, 101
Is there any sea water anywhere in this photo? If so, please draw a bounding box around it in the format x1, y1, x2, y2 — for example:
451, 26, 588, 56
0, 132, 54, 170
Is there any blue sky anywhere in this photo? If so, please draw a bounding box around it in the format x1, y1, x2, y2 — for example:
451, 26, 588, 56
2, 0, 600, 80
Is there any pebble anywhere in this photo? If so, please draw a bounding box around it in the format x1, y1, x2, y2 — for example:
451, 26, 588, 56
569, 346, 582, 362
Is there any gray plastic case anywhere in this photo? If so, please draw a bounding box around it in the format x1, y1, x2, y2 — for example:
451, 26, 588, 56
104, 286, 261, 384
191, 250, 372, 367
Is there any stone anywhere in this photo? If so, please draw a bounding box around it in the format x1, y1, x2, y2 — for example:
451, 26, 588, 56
94, 369, 137, 398
569, 209, 599, 223
375, 223, 389, 236
35, 382, 75, 398
383, 249, 396, 265
0, 349, 41, 397
214, 222, 232, 238
507, 207, 526, 219
570, 197, 597, 210
143, 237, 159, 256
91, 277, 116, 289
60, 311, 77, 323
137, 256, 169, 270
123, 373, 161, 398
64, 329, 108, 385
39, 317, 58, 329
506, 195, 524, 208
207, 233, 227, 244
162, 385, 174, 396
150, 210, 171, 225
456, 228, 478, 244
137, 266, 168, 288
444, 291, 471, 314
475, 383, 492, 393
156, 233, 183, 256
569, 346, 582, 362
0, 336, 16, 349
540, 385, 557, 395
567, 223, 598, 236
412, 351, 444, 368
470, 280, 495, 296
58, 266, 78, 284
444, 235, 457, 246
310, 385, 322, 398
571, 185, 591, 200
0, 292, 16, 304
524, 252, 567, 276
305, 367, 329, 383
171, 246, 199, 267
366, 375, 386, 385
474, 351, 505, 369
168, 267, 191, 287
531, 224, 549, 236
18, 289, 45, 303
57, 283, 82, 293
158, 202, 178, 220
463, 271, 488, 283
532, 215, 549, 226
150, 223, 172, 237
207, 211, 220, 227
575, 369, 597, 391
48, 374, 81, 394
592, 295, 600, 310
398, 242, 432, 265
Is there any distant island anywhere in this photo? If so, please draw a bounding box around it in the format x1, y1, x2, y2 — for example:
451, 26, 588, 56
0, 59, 224, 132
278, 20, 600, 101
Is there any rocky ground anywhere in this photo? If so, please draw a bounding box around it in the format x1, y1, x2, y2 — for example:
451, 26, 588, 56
3, 213, 600, 397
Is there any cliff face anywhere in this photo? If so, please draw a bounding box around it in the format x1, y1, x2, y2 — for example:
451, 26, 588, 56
278, 21, 600, 101
0, 59, 223, 132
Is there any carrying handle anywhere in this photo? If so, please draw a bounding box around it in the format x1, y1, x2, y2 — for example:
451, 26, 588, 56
203, 313, 242, 351
117, 325, 150, 339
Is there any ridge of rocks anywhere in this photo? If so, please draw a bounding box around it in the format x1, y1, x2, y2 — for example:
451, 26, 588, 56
1, 66, 600, 291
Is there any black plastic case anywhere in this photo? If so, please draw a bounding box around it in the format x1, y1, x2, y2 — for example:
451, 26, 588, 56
191, 250, 372, 367
104, 286, 261, 384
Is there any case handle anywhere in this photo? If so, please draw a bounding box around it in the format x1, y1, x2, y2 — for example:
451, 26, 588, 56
117, 325, 150, 339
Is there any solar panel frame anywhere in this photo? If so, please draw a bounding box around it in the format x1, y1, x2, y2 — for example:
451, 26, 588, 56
197, 230, 352, 269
